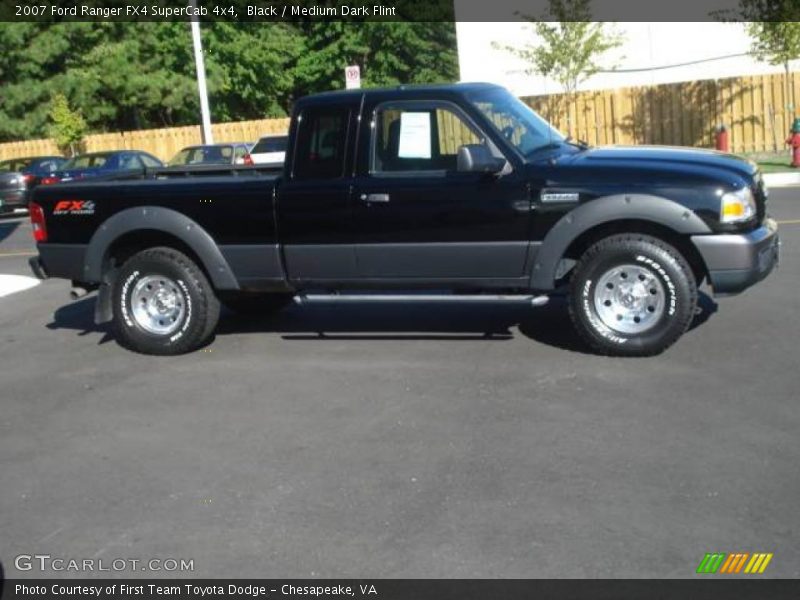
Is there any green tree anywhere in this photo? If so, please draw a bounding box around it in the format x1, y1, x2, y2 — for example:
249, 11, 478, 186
495, 0, 623, 134
202, 22, 303, 121
0, 21, 458, 142
292, 21, 458, 99
48, 93, 87, 156
745, 16, 800, 116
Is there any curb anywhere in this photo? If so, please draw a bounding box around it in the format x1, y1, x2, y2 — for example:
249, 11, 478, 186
764, 172, 800, 187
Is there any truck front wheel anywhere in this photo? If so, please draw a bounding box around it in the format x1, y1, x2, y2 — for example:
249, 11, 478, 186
112, 247, 220, 355
567, 234, 697, 356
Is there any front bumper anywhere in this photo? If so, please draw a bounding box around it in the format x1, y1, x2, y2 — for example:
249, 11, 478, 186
691, 218, 780, 296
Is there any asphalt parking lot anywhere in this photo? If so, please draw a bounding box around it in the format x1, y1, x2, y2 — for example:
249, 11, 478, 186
1, 190, 798, 579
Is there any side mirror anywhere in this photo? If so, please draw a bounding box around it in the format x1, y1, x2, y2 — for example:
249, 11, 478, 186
457, 144, 506, 174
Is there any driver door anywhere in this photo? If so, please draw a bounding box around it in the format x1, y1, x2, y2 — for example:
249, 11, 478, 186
351, 100, 532, 280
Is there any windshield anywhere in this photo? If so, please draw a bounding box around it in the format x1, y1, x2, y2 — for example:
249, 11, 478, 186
170, 145, 234, 166
465, 87, 565, 157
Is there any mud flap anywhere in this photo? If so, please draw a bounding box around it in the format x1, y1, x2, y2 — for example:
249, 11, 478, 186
94, 282, 113, 325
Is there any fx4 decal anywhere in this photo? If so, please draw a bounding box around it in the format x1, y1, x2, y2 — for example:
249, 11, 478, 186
53, 200, 96, 215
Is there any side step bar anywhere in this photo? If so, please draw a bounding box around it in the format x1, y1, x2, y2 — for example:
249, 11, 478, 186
294, 294, 549, 307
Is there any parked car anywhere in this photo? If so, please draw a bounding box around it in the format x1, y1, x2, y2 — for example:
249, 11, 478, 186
28, 83, 778, 356
0, 156, 67, 213
249, 134, 288, 166
43, 151, 163, 184
167, 143, 254, 167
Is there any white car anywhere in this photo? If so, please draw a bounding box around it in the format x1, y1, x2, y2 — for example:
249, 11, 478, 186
249, 134, 288, 166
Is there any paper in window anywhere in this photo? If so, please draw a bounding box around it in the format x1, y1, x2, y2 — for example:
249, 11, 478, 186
398, 112, 432, 159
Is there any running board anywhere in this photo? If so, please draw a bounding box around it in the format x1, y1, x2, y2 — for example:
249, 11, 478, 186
294, 294, 549, 307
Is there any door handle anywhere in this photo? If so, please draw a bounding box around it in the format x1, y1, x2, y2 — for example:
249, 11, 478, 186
360, 193, 390, 203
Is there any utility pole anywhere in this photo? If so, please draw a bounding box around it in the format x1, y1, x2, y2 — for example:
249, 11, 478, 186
189, 0, 213, 144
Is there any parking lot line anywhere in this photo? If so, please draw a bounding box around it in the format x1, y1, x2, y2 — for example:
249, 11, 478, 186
776, 219, 800, 225
0, 251, 36, 257
0, 273, 40, 297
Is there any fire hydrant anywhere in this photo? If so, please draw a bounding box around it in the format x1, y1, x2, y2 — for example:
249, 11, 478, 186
715, 124, 729, 153
787, 118, 800, 168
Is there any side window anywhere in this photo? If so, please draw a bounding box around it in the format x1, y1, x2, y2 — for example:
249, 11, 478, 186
293, 108, 349, 180
234, 145, 247, 164
140, 154, 162, 168
373, 105, 482, 173
119, 154, 143, 170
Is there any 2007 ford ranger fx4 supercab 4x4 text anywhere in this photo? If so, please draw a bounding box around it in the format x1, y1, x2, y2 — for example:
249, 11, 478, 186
28, 83, 779, 356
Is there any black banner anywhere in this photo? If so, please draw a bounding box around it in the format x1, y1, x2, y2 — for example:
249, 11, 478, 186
3, 580, 800, 600
0, 0, 797, 22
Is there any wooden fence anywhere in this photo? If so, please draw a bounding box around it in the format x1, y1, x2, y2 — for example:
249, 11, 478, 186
0, 71, 797, 161
521, 71, 799, 154
0, 118, 290, 162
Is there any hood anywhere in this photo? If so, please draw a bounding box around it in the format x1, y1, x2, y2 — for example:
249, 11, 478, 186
557, 145, 757, 186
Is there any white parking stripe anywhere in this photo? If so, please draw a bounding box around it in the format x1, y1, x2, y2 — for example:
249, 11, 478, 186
0, 274, 41, 298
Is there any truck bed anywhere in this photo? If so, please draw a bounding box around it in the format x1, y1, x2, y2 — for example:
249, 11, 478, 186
31, 168, 281, 246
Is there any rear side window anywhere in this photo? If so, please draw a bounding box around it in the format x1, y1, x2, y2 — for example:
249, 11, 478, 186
119, 154, 143, 170
0, 158, 33, 172
140, 154, 162, 168
293, 108, 349, 180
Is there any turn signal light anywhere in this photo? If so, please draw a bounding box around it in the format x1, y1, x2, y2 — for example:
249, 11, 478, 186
722, 203, 745, 217
29, 202, 48, 243
40, 176, 60, 185
720, 188, 756, 223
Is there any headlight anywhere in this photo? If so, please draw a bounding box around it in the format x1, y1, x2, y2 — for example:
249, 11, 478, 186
720, 187, 756, 223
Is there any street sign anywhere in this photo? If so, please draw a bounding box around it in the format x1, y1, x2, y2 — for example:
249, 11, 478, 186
345, 65, 361, 90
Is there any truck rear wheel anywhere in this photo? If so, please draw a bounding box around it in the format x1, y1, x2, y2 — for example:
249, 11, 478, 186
112, 247, 220, 355
567, 234, 697, 356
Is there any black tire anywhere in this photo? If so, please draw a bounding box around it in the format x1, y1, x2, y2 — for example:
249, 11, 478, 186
220, 292, 293, 315
112, 247, 220, 355
567, 234, 697, 357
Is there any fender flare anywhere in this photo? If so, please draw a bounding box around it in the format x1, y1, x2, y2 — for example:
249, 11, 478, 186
83, 206, 240, 290
530, 194, 712, 290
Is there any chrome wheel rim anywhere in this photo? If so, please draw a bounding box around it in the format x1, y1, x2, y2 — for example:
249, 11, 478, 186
593, 264, 665, 335
130, 275, 186, 335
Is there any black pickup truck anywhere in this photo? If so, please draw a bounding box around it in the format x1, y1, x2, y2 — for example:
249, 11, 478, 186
28, 83, 779, 356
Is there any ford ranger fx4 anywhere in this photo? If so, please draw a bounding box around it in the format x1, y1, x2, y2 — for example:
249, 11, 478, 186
28, 83, 779, 356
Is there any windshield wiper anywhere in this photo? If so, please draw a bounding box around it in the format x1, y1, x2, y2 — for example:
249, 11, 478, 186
524, 142, 564, 157
565, 136, 590, 150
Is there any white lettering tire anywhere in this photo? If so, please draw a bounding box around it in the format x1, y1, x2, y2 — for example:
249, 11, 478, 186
112, 247, 220, 355
568, 234, 698, 357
